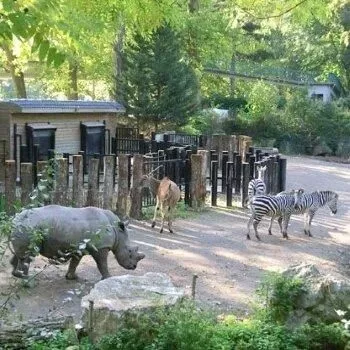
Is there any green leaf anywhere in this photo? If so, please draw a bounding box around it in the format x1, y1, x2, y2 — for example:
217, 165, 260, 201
0, 22, 13, 40
38, 40, 50, 61
46, 47, 57, 66
53, 52, 66, 68
31, 33, 43, 53
2, 0, 15, 12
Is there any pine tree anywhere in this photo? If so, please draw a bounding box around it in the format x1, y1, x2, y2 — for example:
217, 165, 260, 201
120, 25, 200, 130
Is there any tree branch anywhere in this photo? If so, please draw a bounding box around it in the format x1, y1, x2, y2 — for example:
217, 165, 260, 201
236, 0, 309, 20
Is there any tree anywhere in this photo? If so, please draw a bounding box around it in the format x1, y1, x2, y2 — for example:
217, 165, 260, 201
0, 0, 65, 98
121, 26, 200, 130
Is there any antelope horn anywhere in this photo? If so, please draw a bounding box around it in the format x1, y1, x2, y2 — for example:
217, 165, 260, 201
147, 165, 164, 177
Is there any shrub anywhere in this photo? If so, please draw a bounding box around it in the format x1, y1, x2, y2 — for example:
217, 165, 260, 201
255, 272, 306, 323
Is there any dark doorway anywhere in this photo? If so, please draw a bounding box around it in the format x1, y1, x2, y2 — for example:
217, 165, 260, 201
26, 123, 56, 161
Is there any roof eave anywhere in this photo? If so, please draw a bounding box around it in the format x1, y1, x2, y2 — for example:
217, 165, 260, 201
19, 108, 125, 114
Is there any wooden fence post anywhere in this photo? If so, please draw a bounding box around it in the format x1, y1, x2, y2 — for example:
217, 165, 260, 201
234, 154, 242, 194
241, 162, 250, 207
222, 151, 228, 193
190, 154, 206, 210
72, 155, 84, 207
117, 154, 129, 217
103, 155, 116, 211
129, 154, 143, 219
5, 160, 16, 214
54, 158, 68, 205
273, 159, 280, 194
87, 157, 100, 207
226, 161, 234, 207
279, 158, 287, 192
20, 163, 33, 207
211, 160, 218, 207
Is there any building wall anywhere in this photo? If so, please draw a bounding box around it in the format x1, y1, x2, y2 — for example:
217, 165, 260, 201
9, 112, 120, 158
307, 85, 334, 103
0, 111, 11, 181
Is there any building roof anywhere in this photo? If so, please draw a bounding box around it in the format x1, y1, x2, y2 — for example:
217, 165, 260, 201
0, 99, 125, 114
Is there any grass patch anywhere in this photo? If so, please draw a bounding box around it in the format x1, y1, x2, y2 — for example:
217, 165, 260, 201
142, 200, 201, 220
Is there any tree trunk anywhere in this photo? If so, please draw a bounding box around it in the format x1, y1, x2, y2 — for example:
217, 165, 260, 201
2, 45, 27, 98
114, 20, 126, 103
67, 60, 79, 100
230, 52, 235, 97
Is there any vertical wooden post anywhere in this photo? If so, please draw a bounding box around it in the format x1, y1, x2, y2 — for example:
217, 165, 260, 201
103, 155, 116, 210
226, 161, 233, 207
249, 155, 255, 180
5, 160, 16, 214
279, 158, 287, 192
36, 161, 48, 179
129, 154, 143, 219
72, 155, 84, 207
234, 154, 242, 194
273, 159, 279, 194
20, 163, 33, 207
117, 154, 129, 217
241, 162, 250, 207
211, 160, 218, 207
190, 154, 206, 210
54, 158, 68, 205
87, 157, 100, 207
222, 151, 228, 193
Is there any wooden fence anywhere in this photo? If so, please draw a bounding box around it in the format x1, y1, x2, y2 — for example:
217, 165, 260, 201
0, 146, 286, 218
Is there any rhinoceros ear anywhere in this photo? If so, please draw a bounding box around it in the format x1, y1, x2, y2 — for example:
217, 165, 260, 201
118, 221, 126, 232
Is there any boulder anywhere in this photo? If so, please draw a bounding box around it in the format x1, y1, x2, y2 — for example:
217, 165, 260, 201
81, 272, 185, 341
312, 140, 332, 156
282, 263, 350, 327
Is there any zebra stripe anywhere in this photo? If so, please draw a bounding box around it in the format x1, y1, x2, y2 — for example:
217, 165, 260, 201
247, 190, 302, 240
248, 179, 266, 200
271, 190, 338, 237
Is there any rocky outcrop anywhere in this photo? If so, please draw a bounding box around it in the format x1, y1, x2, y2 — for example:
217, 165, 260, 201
282, 263, 350, 327
81, 272, 185, 341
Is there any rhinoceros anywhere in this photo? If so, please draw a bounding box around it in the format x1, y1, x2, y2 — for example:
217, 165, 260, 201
10, 205, 145, 280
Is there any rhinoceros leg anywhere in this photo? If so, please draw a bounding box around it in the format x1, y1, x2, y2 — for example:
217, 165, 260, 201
91, 248, 111, 280
11, 255, 30, 278
65, 256, 82, 280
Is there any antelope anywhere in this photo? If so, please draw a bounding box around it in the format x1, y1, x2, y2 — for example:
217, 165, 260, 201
139, 173, 181, 233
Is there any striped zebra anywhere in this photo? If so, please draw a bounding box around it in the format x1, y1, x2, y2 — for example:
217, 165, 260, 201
269, 190, 338, 237
247, 165, 267, 205
247, 189, 304, 241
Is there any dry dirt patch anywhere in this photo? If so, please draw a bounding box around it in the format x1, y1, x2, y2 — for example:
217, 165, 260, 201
0, 156, 349, 324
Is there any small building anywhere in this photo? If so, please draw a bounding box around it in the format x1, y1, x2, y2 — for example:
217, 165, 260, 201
307, 83, 338, 103
0, 99, 125, 180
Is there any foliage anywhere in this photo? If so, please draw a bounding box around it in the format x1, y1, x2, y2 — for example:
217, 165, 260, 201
255, 272, 306, 323
118, 25, 200, 130
28, 298, 349, 350
180, 109, 226, 135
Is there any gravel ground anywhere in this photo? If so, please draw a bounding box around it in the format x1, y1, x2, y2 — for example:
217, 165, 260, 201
1, 155, 349, 323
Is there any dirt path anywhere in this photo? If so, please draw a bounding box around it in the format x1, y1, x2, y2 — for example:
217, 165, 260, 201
1, 156, 349, 324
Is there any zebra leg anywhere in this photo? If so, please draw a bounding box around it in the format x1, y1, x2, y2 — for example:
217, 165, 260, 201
268, 215, 275, 235
306, 211, 315, 237
281, 214, 291, 239
303, 213, 309, 235
277, 217, 283, 234
253, 219, 261, 241
246, 215, 254, 240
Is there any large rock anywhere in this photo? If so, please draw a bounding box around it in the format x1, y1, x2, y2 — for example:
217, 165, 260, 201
282, 263, 350, 327
81, 272, 185, 341
312, 140, 332, 156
